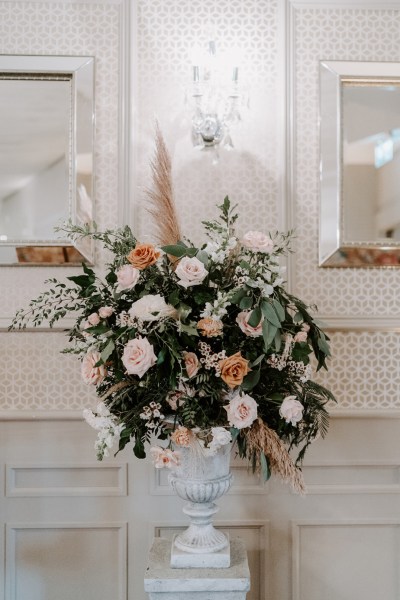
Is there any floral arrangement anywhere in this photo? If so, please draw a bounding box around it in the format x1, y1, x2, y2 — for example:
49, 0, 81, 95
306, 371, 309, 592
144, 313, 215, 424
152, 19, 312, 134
11, 131, 335, 494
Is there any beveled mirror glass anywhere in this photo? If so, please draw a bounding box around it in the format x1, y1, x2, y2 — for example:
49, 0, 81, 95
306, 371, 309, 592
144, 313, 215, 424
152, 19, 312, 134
0, 55, 94, 265
319, 60, 400, 267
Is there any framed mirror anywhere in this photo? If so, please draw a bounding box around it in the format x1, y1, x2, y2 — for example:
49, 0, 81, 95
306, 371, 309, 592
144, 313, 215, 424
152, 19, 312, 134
319, 60, 400, 267
0, 55, 94, 265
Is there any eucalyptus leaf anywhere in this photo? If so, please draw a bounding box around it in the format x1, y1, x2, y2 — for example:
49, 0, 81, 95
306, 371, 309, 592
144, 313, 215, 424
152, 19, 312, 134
101, 339, 115, 363
261, 300, 281, 328
272, 298, 285, 321
248, 306, 262, 327
239, 295, 253, 310
262, 319, 277, 351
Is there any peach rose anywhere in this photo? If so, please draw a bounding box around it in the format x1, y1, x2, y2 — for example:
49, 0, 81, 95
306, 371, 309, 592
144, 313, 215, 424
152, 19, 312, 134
197, 317, 223, 337
183, 352, 200, 378
150, 446, 180, 469
242, 231, 274, 253
87, 312, 100, 326
99, 306, 114, 318
294, 330, 308, 343
81, 351, 107, 385
171, 426, 192, 447
127, 243, 161, 269
116, 264, 140, 290
236, 311, 263, 337
219, 352, 251, 388
122, 336, 157, 378
224, 393, 258, 429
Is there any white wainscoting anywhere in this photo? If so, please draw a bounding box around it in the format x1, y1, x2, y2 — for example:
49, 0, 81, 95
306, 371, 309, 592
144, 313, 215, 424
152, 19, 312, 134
1, 415, 400, 600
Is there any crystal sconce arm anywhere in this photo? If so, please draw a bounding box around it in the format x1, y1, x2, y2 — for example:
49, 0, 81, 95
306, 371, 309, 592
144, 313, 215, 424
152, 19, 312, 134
188, 40, 247, 150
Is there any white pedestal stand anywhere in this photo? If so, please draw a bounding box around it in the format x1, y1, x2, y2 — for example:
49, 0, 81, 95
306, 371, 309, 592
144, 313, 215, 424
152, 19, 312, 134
144, 537, 250, 600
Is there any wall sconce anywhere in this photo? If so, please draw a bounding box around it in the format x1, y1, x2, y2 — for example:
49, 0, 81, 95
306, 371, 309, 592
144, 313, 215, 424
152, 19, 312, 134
189, 40, 247, 150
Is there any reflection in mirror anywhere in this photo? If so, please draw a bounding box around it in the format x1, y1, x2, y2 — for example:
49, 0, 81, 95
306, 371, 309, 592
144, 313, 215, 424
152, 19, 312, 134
320, 61, 400, 267
0, 56, 94, 265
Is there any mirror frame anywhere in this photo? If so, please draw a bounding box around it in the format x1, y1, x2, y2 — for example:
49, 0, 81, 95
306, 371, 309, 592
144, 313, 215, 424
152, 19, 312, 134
319, 60, 400, 268
0, 55, 95, 265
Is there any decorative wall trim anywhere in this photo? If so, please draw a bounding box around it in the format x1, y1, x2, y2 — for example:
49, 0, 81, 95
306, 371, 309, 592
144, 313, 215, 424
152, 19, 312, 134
0, 410, 83, 421
303, 460, 400, 494
5, 521, 127, 600
6, 463, 127, 497
319, 316, 400, 332
1, 409, 400, 421
291, 519, 400, 600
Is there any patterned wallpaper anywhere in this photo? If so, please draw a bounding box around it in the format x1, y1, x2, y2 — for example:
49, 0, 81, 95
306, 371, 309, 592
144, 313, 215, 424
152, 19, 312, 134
1, 1, 400, 412
0, 0, 121, 410
134, 0, 279, 244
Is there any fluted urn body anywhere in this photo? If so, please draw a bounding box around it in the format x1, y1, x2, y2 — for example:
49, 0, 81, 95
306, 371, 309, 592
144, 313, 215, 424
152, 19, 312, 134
168, 442, 232, 565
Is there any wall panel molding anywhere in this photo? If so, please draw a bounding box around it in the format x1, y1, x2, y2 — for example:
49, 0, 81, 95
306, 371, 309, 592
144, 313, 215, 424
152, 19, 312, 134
5, 522, 127, 600
292, 519, 400, 600
6, 463, 127, 497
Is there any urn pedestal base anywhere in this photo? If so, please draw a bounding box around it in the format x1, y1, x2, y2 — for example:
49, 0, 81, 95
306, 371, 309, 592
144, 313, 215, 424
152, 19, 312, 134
144, 537, 250, 600
170, 533, 230, 568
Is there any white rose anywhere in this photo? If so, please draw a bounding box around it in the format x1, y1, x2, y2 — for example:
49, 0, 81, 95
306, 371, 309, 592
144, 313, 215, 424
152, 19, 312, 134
236, 310, 264, 337
99, 306, 114, 318
209, 427, 232, 452
175, 256, 208, 288
129, 294, 175, 321
279, 395, 304, 426
242, 231, 274, 253
150, 446, 180, 469
116, 264, 140, 291
224, 393, 258, 429
122, 336, 157, 378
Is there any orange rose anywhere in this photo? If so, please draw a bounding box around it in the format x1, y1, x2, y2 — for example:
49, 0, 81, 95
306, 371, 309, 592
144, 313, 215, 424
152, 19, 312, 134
219, 352, 251, 389
171, 426, 192, 447
127, 243, 161, 269
197, 317, 223, 337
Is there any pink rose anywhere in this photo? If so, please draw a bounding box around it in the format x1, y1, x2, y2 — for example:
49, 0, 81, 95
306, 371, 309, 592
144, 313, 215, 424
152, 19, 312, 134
302, 323, 310, 333
183, 352, 199, 378
294, 330, 308, 343
99, 306, 114, 318
175, 256, 208, 288
116, 264, 140, 291
81, 351, 107, 385
242, 231, 274, 253
224, 393, 258, 429
150, 446, 180, 469
236, 311, 263, 337
122, 336, 157, 378
87, 312, 100, 326
279, 395, 304, 426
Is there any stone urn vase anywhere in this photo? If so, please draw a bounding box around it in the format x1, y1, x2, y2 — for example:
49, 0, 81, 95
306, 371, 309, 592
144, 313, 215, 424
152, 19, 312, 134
168, 441, 233, 568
